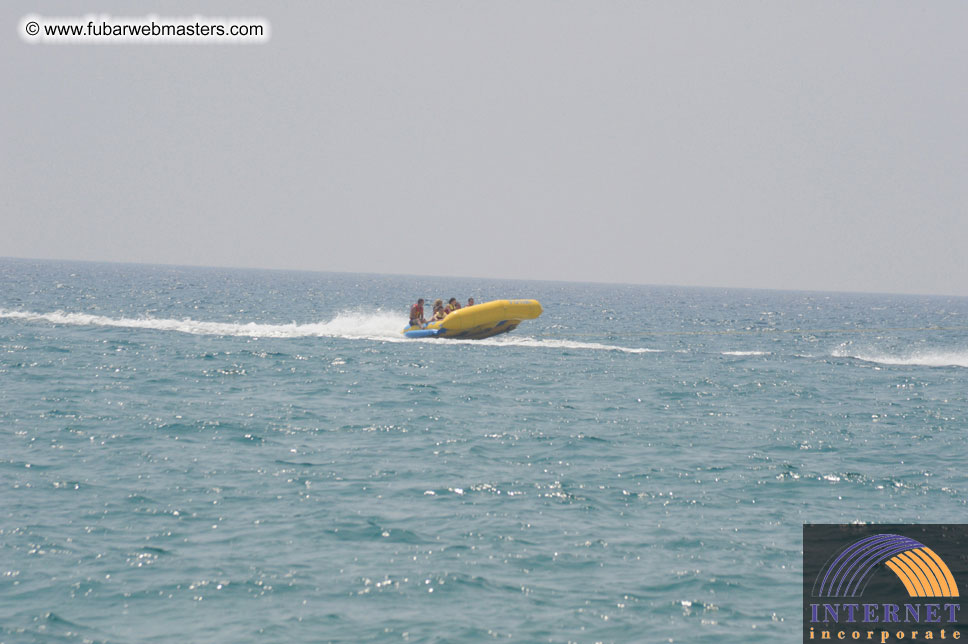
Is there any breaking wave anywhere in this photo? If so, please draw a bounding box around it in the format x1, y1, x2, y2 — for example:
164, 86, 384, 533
832, 346, 968, 368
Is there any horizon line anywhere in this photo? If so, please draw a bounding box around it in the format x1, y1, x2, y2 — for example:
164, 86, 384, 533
1, 254, 966, 300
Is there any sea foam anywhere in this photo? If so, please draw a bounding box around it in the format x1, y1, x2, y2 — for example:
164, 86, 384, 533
0, 308, 406, 341
832, 346, 968, 368
0, 309, 654, 353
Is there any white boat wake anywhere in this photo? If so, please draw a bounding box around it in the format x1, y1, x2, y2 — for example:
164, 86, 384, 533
0, 309, 658, 354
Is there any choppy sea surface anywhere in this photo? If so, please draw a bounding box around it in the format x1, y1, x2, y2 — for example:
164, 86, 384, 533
2, 258, 967, 643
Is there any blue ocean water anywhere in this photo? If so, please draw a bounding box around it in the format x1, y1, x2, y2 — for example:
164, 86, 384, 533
2, 258, 967, 643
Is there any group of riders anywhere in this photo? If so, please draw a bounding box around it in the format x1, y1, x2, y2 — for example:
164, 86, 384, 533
409, 297, 476, 327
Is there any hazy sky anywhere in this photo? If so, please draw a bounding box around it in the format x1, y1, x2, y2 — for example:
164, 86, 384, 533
3, 2, 967, 295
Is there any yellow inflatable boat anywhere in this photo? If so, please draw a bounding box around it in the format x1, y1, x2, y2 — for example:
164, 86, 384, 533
403, 299, 542, 339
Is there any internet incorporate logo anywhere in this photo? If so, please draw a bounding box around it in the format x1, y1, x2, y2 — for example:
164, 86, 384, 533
804, 525, 966, 643
815, 534, 959, 599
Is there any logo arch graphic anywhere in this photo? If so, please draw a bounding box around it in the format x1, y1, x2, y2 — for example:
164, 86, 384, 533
813, 533, 959, 598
